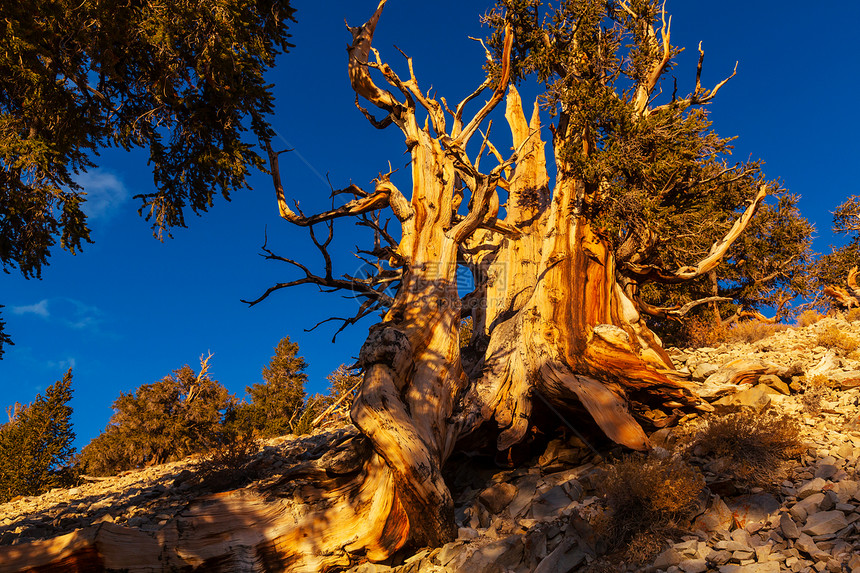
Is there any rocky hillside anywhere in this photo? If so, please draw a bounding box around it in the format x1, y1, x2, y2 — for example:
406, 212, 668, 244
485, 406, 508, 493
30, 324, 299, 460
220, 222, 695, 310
2, 316, 860, 573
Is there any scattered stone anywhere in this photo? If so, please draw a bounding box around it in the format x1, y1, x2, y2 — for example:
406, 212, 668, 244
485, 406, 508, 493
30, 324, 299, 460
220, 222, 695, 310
678, 558, 707, 573
801, 510, 848, 536
478, 482, 518, 514
797, 478, 828, 499
780, 513, 801, 539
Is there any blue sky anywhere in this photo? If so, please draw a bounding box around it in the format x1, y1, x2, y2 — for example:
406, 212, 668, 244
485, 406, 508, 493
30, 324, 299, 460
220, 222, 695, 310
2, 1, 858, 451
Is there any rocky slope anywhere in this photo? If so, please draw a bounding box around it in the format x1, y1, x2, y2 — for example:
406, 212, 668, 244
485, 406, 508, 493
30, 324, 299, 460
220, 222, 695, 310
2, 316, 860, 573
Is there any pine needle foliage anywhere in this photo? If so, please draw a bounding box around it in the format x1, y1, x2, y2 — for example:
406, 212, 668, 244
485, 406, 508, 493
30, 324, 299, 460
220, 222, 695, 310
0, 0, 295, 350
242, 336, 310, 438
79, 358, 234, 476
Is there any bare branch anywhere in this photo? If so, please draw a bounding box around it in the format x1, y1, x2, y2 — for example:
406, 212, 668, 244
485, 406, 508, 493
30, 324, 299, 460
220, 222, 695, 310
633, 3, 675, 115
354, 95, 393, 129
347, 0, 404, 115
638, 295, 732, 320
651, 42, 737, 113
454, 22, 514, 147
264, 140, 405, 227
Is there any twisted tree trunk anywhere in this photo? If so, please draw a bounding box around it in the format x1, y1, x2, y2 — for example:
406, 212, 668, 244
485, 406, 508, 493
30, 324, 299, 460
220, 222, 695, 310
824, 267, 860, 309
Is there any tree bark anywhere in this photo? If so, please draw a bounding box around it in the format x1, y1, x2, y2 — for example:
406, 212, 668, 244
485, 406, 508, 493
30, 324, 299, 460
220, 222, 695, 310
824, 267, 860, 309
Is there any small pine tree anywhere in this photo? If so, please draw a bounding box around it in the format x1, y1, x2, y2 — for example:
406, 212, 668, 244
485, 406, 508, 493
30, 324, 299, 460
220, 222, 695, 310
322, 364, 361, 415
79, 355, 234, 476
0, 369, 76, 502
244, 336, 310, 438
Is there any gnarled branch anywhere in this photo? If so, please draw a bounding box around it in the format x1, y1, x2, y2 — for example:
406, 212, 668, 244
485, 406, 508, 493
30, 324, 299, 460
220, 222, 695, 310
623, 185, 767, 283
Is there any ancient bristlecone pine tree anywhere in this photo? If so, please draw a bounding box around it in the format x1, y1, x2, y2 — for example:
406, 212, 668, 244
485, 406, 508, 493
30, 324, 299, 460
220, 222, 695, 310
4, 1, 779, 571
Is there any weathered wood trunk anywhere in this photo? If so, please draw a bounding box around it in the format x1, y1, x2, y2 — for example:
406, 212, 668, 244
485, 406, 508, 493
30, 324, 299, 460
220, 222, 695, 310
824, 267, 860, 309
2, 2, 768, 571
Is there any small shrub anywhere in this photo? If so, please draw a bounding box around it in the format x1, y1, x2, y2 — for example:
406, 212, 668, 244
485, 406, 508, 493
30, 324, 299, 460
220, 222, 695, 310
600, 455, 704, 563
801, 375, 831, 415
816, 326, 860, 353
847, 308, 860, 323
724, 321, 788, 344
689, 409, 804, 488
682, 318, 727, 348
190, 430, 260, 492
797, 310, 824, 327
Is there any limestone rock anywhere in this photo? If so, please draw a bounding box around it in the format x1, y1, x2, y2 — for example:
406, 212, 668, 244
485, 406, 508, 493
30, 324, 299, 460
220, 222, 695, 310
478, 483, 518, 514
801, 510, 848, 536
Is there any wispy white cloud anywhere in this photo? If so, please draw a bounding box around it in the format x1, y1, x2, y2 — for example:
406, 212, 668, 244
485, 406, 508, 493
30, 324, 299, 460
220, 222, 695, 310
10, 298, 104, 331
11, 299, 50, 318
57, 299, 103, 330
47, 357, 77, 371
76, 170, 129, 220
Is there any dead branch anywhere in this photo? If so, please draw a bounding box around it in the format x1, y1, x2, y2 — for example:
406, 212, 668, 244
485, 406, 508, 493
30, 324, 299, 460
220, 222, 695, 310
631, 2, 675, 115
454, 23, 514, 147
266, 141, 399, 227
310, 379, 363, 428
651, 41, 737, 114
637, 295, 732, 320
346, 0, 404, 116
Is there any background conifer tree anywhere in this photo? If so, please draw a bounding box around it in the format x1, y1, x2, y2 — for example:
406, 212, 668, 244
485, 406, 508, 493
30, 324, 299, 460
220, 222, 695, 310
242, 336, 311, 438
0, 0, 295, 353
816, 195, 860, 289
79, 355, 233, 476
0, 369, 75, 502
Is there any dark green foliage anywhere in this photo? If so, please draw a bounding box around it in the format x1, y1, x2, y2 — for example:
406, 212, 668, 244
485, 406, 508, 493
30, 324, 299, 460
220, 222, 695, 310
0, 369, 76, 502
645, 193, 815, 341
240, 336, 311, 438
482, 1, 813, 330
0, 0, 295, 352
0, 305, 11, 359
79, 360, 234, 476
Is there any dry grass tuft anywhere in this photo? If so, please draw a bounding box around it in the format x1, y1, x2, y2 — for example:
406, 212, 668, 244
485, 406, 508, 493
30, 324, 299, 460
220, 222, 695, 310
688, 409, 804, 488
599, 455, 704, 563
847, 308, 860, 322
683, 318, 727, 348
190, 431, 260, 491
725, 321, 788, 344
801, 375, 831, 415
682, 318, 787, 348
796, 310, 824, 327
816, 325, 860, 353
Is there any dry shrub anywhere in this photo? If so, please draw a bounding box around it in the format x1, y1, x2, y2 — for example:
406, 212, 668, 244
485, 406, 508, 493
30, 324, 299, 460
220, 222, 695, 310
797, 310, 824, 327
689, 409, 804, 488
600, 455, 704, 563
816, 326, 860, 353
724, 321, 788, 344
190, 430, 260, 492
801, 375, 831, 415
683, 317, 727, 348
847, 308, 860, 323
